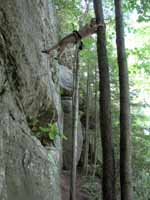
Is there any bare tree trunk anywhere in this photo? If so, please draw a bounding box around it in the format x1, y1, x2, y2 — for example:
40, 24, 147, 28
114, 0, 132, 199
93, 65, 98, 177
93, 0, 115, 200
70, 45, 80, 200
83, 64, 90, 176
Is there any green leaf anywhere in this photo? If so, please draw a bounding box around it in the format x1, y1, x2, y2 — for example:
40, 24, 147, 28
39, 127, 50, 133
48, 131, 56, 140
61, 134, 68, 140
48, 123, 52, 128
50, 124, 58, 135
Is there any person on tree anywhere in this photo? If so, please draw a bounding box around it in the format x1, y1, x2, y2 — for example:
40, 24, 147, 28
42, 18, 104, 57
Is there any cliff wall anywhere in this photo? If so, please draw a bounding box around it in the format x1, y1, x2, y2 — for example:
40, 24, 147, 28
0, 0, 62, 199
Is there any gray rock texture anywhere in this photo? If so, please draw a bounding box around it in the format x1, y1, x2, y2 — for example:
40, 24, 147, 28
0, 0, 62, 200
59, 65, 73, 94
61, 97, 72, 113
62, 98, 83, 170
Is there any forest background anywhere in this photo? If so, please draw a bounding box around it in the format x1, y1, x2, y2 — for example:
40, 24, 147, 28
54, 0, 150, 199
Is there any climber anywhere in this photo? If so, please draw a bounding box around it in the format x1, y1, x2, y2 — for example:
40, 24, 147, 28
41, 18, 104, 58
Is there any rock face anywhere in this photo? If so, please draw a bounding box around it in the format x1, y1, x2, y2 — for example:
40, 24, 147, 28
60, 62, 83, 170
62, 97, 83, 170
59, 65, 73, 95
0, 0, 62, 200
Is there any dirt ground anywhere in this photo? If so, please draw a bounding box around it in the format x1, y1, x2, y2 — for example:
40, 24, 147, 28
61, 170, 90, 200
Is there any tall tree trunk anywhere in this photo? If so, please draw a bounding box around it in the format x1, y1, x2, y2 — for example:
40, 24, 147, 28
70, 45, 80, 200
93, 65, 98, 177
83, 64, 90, 176
93, 1, 115, 200
114, 0, 132, 200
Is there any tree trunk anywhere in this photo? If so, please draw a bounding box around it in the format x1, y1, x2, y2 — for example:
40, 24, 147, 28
83, 64, 90, 176
70, 45, 80, 200
93, 1, 115, 200
114, 0, 132, 199
93, 65, 98, 177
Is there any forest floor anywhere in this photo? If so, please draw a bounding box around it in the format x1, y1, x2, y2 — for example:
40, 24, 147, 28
61, 170, 101, 200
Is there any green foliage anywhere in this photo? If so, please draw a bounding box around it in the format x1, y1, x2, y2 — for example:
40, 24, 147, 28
54, 0, 83, 35
39, 123, 67, 141
133, 170, 150, 200
53, 0, 150, 198
124, 0, 150, 22
28, 116, 67, 145
128, 25, 150, 73
81, 176, 101, 200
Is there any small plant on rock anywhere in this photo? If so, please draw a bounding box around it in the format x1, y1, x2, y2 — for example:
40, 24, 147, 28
39, 123, 67, 141
28, 116, 67, 146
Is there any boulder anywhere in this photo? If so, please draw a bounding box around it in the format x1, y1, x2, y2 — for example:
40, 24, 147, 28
59, 65, 73, 96
62, 99, 83, 170
61, 97, 72, 113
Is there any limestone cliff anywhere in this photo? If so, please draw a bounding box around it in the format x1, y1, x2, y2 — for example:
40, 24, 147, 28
0, 0, 62, 200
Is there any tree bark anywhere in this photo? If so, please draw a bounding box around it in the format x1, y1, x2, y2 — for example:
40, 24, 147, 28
93, 1, 115, 200
114, 0, 132, 200
93, 65, 98, 177
83, 64, 90, 176
70, 45, 80, 200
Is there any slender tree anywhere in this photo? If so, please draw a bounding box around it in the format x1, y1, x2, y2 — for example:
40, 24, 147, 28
114, 0, 132, 199
93, 0, 115, 200
83, 64, 90, 176
93, 65, 98, 177
70, 44, 80, 200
